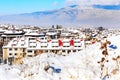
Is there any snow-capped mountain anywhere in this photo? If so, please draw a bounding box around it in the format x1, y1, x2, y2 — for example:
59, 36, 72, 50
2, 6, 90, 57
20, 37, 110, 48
0, 5, 120, 27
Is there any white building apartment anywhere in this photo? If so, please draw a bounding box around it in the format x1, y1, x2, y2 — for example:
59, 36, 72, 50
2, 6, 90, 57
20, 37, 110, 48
2, 37, 85, 65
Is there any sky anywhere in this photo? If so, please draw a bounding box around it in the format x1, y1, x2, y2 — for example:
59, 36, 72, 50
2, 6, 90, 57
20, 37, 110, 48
0, 0, 120, 16
0, 0, 65, 16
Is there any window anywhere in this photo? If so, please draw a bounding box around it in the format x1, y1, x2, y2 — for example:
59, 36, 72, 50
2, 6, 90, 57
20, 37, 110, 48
21, 44, 25, 46
33, 46, 36, 48
40, 37, 45, 40
41, 46, 47, 48
52, 42, 57, 43
52, 50, 54, 53
15, 53, 17, 56
73, 50, 76, 52
9, 53, 12, 56
62, 50, 65, 52
14, 48, 18, 51
68, 50, 71, 53
9, 48, 12, 51
52, 46, 58, 47
28, 55, 33, 57
23, 48, 25, 52
29, 38, 35, 40
27, 50, 32, 53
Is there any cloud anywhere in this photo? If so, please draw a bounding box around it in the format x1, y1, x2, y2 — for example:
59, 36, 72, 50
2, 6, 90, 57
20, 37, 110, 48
65, 0, 120, 6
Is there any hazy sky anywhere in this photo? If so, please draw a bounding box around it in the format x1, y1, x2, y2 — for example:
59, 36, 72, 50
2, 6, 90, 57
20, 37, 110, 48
0, 0, 120, 16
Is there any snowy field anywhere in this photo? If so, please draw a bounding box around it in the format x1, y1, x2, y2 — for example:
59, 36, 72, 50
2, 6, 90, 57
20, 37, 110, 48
0, 35, 120, 80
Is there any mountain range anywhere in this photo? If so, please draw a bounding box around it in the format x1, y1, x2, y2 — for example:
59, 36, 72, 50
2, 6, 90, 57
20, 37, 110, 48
0, 5, 120, 27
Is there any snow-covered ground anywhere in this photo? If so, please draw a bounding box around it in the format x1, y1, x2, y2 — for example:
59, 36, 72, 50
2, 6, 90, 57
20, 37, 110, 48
1, 35, 120, 80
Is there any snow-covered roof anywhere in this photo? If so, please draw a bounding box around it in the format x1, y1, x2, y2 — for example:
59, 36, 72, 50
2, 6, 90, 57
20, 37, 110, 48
3, 37, 84, 50
0, 29, 6, 32
3, 37, 28, 48
46, 32, 57, 35
4, 30, 23, 34
25, 32, 39, 36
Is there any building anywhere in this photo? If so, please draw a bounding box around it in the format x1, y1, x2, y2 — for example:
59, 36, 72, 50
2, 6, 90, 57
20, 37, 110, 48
2, 37, 85, 65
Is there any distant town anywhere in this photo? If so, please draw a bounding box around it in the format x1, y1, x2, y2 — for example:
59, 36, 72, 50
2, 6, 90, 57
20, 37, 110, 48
0, 24, 120, 65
